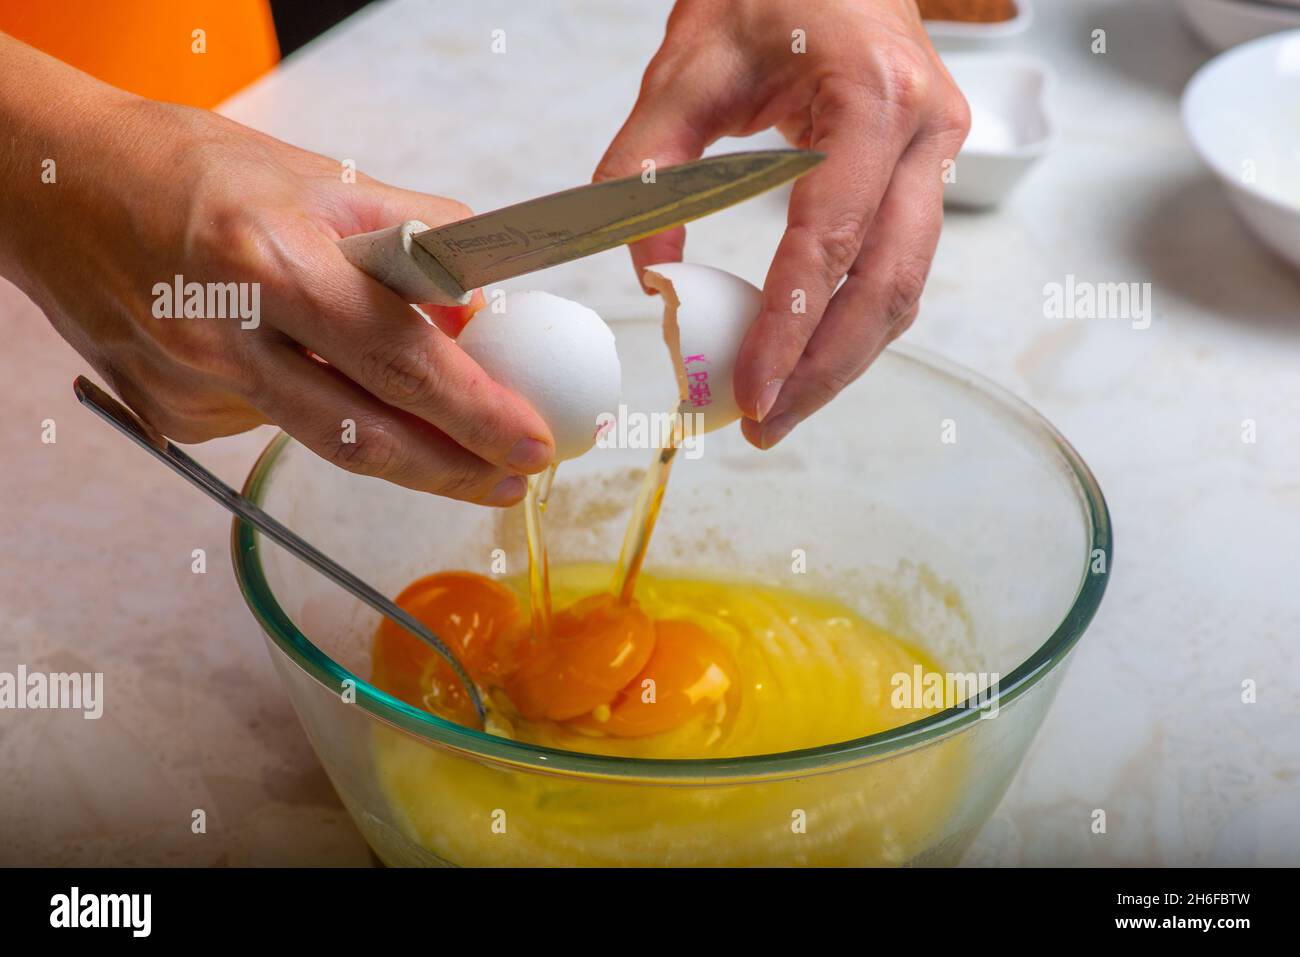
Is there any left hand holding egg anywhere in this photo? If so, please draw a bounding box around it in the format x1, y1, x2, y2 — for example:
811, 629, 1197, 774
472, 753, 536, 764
594, 0, 971, 450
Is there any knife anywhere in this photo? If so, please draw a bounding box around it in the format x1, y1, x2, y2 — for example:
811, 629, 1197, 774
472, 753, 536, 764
337, 149, 823, 306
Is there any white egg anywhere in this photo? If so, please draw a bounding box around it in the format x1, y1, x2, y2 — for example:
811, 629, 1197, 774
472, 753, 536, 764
642, 262, 762, 433
457, 291, 621, 462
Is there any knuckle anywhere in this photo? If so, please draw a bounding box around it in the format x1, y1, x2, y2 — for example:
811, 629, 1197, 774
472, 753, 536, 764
157, 327, 264, 401
154, 322, 219, 372
877, 48, 931, 114
888, 258, 931, 320
184, 195, 307, 309
360, 339, 440, 407
325, 418, 402, 477
187, 204, 271, 276
591, 151, 623, 185
640, 48, 688, 97
112, 362, 221, 442
936, 85, 972, 138
436, 456, 496, 501
173, 327, 256, 385
457, 410, 506, 457
168, 209, 283, 384
816, 218, 867, 283
595, 130, 662, 183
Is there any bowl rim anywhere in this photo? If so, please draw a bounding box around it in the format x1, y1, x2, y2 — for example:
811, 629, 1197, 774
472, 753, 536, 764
1181, 27, 1300, 216
232, 342, 1112, 781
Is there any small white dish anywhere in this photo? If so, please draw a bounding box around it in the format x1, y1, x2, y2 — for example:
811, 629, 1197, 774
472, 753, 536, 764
1178, 0, 1300, 52
941, 54, 1055, 209
1182, 29, 1300, 273
923, 0, 1034, 40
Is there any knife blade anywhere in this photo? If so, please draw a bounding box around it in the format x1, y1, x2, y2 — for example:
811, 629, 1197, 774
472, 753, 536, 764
336, 149, 823, 306
416, 149, 824, 290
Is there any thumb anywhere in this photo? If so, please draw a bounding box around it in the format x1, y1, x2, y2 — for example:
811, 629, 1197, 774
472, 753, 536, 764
594, 77, 721, 290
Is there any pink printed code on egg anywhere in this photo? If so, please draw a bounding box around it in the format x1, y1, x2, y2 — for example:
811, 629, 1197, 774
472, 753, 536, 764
688, 371, 712, 407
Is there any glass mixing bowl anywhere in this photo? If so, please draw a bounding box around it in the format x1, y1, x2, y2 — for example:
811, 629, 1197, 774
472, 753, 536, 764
232, 324, 1110, 866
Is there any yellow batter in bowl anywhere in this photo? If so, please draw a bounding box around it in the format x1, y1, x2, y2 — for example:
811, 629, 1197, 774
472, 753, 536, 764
369, 564, 967, 866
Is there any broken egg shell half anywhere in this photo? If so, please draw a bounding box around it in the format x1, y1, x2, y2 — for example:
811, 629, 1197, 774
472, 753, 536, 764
457, 291, 621, 462
643, 262, 762, 434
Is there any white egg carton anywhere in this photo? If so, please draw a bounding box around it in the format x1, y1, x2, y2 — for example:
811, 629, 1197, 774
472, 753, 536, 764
942, 53, 1056, 209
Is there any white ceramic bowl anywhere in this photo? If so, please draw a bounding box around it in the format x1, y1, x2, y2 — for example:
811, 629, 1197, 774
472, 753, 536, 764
941, 54, 1055, 209
1178, 0, 1300, 52
924, 0, 1034, 40
1182, 29, 1300, 272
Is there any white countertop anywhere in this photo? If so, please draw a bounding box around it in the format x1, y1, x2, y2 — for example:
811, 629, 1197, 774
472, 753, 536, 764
2, 0, 1297, 865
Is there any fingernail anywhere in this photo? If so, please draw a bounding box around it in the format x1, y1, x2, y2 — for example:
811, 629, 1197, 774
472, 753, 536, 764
756, 379, 784, 422
507, 437, 552, 472
486, 475, 527, 506
759, 412, 801, 450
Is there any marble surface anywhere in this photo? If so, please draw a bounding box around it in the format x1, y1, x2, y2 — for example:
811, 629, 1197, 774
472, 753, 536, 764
2, 0, 1298, 866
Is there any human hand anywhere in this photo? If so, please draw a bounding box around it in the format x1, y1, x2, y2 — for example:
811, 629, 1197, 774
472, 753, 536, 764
1, 36, 553, 506
595, 0, 969, 448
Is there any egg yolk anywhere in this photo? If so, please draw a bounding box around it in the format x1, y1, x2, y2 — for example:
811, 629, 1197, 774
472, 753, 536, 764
372, 572, 740, 737
570, 619, 739, 737
505, 594, 656, 722
371, 571, 521, 726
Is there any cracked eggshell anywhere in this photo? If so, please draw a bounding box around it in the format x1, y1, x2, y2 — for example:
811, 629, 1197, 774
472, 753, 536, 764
457, 291, 620, 461
642, 262, 762, 433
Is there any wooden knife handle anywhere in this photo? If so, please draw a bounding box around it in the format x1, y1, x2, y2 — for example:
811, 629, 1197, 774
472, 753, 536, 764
336, 220, 471, 307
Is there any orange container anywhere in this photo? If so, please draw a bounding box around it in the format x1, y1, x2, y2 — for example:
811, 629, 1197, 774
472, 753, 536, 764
0, 0, 279, 107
